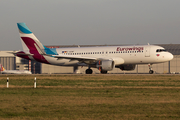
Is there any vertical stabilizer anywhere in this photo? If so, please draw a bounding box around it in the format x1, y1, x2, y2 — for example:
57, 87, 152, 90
0, 64, 5, 71
17, 23, 46, 55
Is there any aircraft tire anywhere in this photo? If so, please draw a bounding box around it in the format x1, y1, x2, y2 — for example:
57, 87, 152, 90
149, 70, 154, 74
101, 71, 107, 74
86, 69, 93, 74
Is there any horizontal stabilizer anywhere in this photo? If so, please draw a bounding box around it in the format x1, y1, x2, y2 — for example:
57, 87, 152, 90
13, 52, 33, 56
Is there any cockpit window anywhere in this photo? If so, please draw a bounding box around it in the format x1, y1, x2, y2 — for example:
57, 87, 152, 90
156, 49, 167, 52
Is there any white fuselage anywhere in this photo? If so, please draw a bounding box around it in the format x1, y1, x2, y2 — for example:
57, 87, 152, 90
41, 45, 173, 66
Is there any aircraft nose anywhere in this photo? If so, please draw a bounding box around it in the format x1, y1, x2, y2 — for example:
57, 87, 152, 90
168, 53, 174, 61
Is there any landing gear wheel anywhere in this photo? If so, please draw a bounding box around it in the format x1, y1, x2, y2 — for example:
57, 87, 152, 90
148, 64, 154, 74
101, 71, 107, 74
86, 69, 93, 74
149, 70, 154, 74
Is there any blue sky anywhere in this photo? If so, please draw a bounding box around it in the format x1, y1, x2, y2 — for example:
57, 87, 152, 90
0, 0, 180, 50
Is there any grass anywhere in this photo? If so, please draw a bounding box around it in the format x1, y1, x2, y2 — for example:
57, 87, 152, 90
0, 74, 180, 120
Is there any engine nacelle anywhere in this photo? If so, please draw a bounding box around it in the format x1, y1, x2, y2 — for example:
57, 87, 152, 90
96, 60, 115, 71
118, 64, 136, 71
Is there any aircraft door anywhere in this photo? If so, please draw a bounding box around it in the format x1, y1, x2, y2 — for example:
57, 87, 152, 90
145, 47, 150, 57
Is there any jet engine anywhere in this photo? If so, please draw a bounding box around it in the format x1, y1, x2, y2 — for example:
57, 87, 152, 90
118, 64, 136, 71
96, 60, 115, 71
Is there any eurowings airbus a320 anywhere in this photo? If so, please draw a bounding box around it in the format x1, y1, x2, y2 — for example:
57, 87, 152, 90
14, 23, 173, 74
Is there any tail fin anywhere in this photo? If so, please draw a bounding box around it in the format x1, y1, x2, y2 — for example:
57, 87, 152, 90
0, 64, 5, 71
17, 23, 58, 56
17, 23, 46, 55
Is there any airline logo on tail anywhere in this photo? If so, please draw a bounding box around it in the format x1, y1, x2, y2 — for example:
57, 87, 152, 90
17, 23, 32, 34
17, 23, 51, 64
17, 23, 45, 54
0, 64, 5, 72
17, 23, 58, 64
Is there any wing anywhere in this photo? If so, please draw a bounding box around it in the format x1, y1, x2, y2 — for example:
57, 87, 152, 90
52, 55, 102, 64
52, 55, 124, 65
53, 55, 97, 60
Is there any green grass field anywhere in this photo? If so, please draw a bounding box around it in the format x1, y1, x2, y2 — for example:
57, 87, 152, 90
0, 74, 180, 120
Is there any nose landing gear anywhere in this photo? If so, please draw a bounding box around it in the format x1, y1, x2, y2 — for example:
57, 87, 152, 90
148, 64, 154, 74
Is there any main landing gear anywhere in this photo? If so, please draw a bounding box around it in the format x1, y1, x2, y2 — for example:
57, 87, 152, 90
101, 70, 107, 74
85, 66, 108, 74
148, 64, 154, 74
86, 67, 93, 74
85, 69, 108, 74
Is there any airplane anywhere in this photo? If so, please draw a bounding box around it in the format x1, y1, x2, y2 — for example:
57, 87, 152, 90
0, 64, 32, 74
14, 23, 173, 74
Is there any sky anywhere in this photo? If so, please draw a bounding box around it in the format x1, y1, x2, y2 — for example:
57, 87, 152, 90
0, 0, 180, 51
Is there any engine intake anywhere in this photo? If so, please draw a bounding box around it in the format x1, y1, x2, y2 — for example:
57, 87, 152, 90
96, 60, 115, 71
